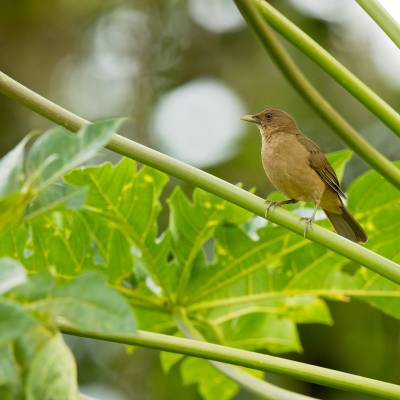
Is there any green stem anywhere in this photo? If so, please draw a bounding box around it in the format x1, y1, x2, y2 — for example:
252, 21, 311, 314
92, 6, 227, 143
244, 0, 400, 138
0, 70, 400, 286
59, 324, 400, 399
174, 308, 317, 400
356, 0, 400, 49
234, 0, 400, 189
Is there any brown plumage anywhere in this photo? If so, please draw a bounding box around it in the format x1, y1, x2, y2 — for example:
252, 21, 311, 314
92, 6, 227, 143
241, 108, 367, 243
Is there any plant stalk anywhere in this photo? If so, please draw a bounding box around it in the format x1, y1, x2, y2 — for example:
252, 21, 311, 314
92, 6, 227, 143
174, 308, 318, 400
59, 324, 400, 400
356, 0, 400, 49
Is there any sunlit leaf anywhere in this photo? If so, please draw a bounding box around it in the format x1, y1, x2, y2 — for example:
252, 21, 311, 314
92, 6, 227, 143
17, 272, 136, 334
0, 134, 31, 197
0, 192, 32, 234
65, 158, 173, 295
26, 119, 123, 187
326, 149, 353, 182
25, 183, 87, 221
0, 301, 35, 347
180, 358, 238, 400
160, 351, 184, 374
25, 334, 79, 400
0, 345, 20, 397
0, 258, 27, 295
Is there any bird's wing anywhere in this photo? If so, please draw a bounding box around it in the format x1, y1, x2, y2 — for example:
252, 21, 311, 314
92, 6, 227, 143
296, 134, 346, 199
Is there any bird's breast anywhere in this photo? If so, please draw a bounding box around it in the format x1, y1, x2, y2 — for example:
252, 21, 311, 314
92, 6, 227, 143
261, 134, 325, 202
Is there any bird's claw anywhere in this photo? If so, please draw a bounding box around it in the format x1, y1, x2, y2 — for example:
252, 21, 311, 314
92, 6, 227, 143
300, 216, 314, 237
264, 200, 280, 218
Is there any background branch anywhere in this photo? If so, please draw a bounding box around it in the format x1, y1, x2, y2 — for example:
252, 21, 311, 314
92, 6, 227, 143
59, 324, 400, 400
356, 0, 400, 49
174, 308, 318, 400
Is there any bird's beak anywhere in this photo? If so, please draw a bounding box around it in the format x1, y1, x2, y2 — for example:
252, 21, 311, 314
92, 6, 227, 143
240, 114, 258, 123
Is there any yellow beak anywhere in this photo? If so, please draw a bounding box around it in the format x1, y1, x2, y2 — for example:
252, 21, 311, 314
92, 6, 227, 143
240, 114, 258, 123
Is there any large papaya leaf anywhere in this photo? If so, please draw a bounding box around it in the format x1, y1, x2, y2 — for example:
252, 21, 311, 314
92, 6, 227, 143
65, 158, 172, 289
168, 186, 251, 296
184, 162, 400, 335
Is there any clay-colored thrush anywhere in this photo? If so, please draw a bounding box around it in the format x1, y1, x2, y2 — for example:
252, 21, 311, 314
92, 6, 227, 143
241, 108, 367, 243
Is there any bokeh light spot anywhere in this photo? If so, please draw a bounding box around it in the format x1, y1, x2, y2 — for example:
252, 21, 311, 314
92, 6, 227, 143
188, 0, 244, 33
152, 78, 246, 167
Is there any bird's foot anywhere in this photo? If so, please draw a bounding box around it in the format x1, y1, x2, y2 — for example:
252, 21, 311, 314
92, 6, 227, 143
300, 216, 314, 237
264, 199, 298, 218
264, 200, 280, 218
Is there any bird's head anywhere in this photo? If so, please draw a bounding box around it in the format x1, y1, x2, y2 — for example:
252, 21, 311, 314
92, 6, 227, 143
240, 108, 298, 136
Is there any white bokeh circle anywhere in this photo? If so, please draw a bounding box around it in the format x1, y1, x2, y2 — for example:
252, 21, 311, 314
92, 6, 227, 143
188, 0, 244, 33
152, 78, 246, 167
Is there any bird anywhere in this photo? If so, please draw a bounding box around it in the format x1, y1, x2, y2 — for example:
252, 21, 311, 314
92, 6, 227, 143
241, 108, 367, 243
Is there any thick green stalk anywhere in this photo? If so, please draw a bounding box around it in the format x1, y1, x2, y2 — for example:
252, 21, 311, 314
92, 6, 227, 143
234, 0, 400, 189
0, 70, 400, 286
242, 0, 400, 138
59, 324, 400, 399
174, 309, 317, 400
356, 0, 400, 49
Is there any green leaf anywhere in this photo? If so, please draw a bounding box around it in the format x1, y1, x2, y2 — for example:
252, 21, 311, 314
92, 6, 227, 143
343, 162, 400, 318
325, 149, 353, 182
168, 186, 251, 267
0, 301, 35, 346
25, 334, 79, 400
160, 351, 184, 374
0, 258, 27, 295
168, 186, 252, 297
26, 211, 93, 274
0, 226, 29, 267
180, 357, 238, 400
220, 314, 301, 353
66, 158, 171, 289
0, 134, 32, 197
134, 308, 174, 333
0, 192, 32, 234
0, 120, 119, 235
25, 183, 87, 221
0, 346, 18, 387
26, 119, 123, 187
25, 272, 136, 334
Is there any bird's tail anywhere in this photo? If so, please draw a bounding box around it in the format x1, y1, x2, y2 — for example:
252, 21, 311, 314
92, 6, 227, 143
324, 207, 367, 243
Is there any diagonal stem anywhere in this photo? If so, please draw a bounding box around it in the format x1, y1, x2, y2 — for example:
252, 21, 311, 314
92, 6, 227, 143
234, 0, 400, 190
59, 323, 400, 399
244, 0, 400, 138
0, 70, 400, 286
356, 0, 400, 49
174, 308, 318, 400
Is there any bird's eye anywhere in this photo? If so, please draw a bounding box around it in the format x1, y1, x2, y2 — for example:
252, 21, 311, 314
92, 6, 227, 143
266, 112, 273, 121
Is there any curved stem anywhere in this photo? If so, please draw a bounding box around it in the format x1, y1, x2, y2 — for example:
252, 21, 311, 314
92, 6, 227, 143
0, 70, 400, 286
174, 308, 317, 400
244, 0, 400, 138
234, 0, 400, 189
59, 323, 400, 399
356, 0, 400, 49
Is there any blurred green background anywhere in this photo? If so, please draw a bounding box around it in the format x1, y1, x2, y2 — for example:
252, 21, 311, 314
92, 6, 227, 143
1, 0, 399, 398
